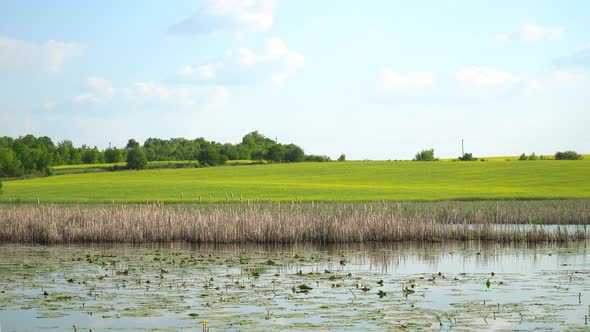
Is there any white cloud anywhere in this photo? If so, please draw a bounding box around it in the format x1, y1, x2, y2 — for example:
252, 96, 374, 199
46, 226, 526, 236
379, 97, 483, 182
454, 67, 522, 100
378, 68, 436, 96
237, 38, 304, 85
495, 24, 563, 43
72, 76, 228, 110
73, 93, 99, 104
41, 101, 59, 110
455, 67, 520, 86
376, 66, 530, 101
168, 0, 275, 35
554, 45, 590, 68
123, 82, 229, 109
0, 37, 82, 72
551, 70, 584, 82
526, 80, 544, 94
179, 63, 222, 80
87, 77, 115, 97
523, 70, 590, 98
205, 0, 274, 32
72, 77, 115, 104
179, 39, 303, 86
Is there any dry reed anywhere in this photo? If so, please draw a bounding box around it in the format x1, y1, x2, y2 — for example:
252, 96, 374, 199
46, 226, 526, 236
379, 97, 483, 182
0, 200, 588, 244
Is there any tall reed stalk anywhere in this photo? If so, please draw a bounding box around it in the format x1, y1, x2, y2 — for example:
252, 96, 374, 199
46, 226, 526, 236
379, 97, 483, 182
0, 200, 588, 243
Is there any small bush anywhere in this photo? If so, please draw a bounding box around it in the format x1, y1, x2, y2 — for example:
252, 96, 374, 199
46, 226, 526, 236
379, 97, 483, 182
126, 147, 148, 170
458, 153, 477, 161
305, 155, 332, 162
414, 149, 436, 161
520, 152, 539, 161
555, 151, 583, 160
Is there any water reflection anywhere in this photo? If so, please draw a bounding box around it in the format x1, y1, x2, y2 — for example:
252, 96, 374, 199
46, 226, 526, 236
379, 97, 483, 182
0, 241, 588, 331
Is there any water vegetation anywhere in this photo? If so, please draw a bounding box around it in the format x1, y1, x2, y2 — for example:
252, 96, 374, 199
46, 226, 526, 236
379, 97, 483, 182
0, 200, 588, 243
0, 241, 588, 331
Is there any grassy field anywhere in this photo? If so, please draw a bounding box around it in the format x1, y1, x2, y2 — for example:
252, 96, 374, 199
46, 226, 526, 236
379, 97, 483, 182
1, 160, 589, 203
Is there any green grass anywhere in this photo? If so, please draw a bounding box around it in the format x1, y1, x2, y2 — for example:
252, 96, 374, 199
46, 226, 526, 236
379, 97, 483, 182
2, 160, 590, 203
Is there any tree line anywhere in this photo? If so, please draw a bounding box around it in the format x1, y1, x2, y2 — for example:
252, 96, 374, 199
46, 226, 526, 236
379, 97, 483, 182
0, 131, 332, 178
414, 149, 583, 161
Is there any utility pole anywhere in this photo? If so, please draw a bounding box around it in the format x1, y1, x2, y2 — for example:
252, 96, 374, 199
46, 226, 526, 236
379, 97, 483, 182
461, 139, 464, 156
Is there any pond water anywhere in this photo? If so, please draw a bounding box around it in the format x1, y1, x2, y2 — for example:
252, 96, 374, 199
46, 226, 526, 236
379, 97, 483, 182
0, 241, 589, 331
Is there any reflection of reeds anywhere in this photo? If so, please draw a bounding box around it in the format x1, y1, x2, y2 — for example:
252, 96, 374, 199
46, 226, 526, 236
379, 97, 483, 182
0, 200, 588, 243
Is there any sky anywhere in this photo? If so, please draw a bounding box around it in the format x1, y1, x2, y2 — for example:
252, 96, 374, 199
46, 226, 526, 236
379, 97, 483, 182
0, 0, 589, 160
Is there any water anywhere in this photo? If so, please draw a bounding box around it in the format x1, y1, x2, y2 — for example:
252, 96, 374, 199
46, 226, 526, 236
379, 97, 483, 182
0, 241, 589, 331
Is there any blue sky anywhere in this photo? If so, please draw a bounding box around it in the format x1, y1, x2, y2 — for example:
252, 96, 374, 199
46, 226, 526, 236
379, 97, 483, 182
0, 0, 588, 159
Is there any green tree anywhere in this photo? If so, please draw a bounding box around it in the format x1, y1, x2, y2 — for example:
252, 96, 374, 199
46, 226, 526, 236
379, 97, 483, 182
81, 147, 102, 164
55, 140, 74, 165
555, 151, 582, 160
458, 153, 477, 161
0, 147, 23, 177
198, 145, 227, 166
220, 143, 239, 160
338, 153, 346, 162
414, 149, 436, 161
285, 144, 305, 162
104, 148, 123, 163
126, 139, 140, 149
304, 155, 332, 162
265, 144, 286, 162
126, 147, 148, 170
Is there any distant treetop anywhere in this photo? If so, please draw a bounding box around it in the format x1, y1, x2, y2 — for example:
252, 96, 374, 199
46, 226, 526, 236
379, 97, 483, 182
414, 149, 436, 161
0, 131, 337, 178
555, 151, 583, 160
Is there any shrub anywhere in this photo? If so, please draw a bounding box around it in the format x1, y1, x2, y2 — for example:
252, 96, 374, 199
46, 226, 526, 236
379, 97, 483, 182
305, 155, 332, 162
284, 144, 305, 162
458, 153, 477, 161
265, 144, 286, 162
414, 149, 436, 161
126, 147, 148, 170
555, 151, 583, 160
198, 146, 228, 166
519, 153, 539, 161
104, 148, 123, 163
0, 147, 24, 177
338, 153, 346, 162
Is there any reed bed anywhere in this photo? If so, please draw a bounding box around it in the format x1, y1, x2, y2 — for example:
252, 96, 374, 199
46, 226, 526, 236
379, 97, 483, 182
0, 200, 589, 243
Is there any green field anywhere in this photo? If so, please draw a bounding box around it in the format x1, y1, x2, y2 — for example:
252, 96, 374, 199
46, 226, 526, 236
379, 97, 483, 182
2, 160, 589, 203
